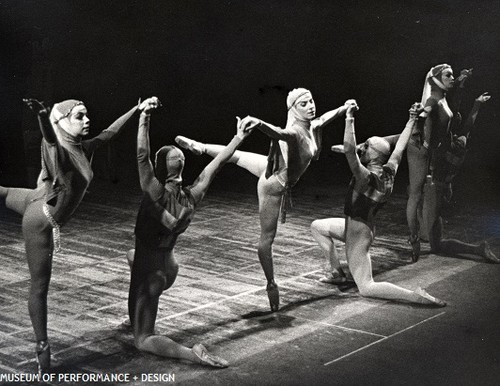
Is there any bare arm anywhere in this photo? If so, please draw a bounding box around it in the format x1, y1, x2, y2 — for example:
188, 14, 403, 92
136, 112, 159, 195
314, 99, 354, 129
136, 98, 185, 230
189, 118, 253, 204
343, 105, 370, 182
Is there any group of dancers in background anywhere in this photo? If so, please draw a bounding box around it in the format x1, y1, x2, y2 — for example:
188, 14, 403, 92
0, 64, 498, 373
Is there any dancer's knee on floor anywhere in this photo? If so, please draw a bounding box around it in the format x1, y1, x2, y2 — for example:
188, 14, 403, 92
357, 279, 377, 297
134, 332, 154, 351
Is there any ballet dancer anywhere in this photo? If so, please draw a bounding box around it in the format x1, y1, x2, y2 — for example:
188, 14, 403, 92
127, 98, 253, 367
1, 96, 148, 374
175, 88, 354, 311
310, 102, 446, 306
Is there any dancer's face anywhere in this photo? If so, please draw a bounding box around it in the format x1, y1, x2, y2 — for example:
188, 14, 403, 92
294, 93, 316, 120
61, 105, 90, 137
440, 68, 455, 90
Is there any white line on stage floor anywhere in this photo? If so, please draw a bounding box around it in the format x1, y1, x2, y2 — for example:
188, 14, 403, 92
323, 311, 446, 366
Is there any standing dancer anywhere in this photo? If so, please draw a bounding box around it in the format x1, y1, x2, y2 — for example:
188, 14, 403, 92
0, 97, 146, 374
406, 64, 456, 261
175, 89, 353, 311
127, 98, 253, 367
420, 89, 498, 263
310, 102, 446, 306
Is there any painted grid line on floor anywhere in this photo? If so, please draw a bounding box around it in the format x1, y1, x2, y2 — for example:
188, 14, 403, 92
323, 311, 446, 366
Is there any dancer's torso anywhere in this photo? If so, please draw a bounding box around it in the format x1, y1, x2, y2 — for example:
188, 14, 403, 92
39, 139, 93, 225
344, 170, 394, 229
135, 183, 195, 250
277, 123, 318, 186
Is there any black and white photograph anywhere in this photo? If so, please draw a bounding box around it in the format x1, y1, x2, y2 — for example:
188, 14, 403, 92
1, 1, 499, 384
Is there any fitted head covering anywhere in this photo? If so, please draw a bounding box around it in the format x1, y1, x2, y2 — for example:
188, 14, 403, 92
155, 145, 185, 184
364, 136, 391, 164
287, 88, 311, 110
421, 64, 452, 104
49, 99, 85, 143
286, 88, 313, 128
50, 99, 84, 125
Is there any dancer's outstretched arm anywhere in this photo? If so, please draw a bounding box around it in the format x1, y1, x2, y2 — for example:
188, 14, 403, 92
136, 97, 183, 230
84, 100, 141, 154
314, 99, 355, 129
23, 99, 57, 144
458, 92, 490, 139
343, 103, 370, 182
385, 103, 422, 173
189, 117, 253, 204
449, 68, 472, 113
238, 116, 295, 141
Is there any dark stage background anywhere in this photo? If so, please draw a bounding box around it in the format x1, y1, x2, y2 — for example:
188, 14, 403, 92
1, 0, 499, 205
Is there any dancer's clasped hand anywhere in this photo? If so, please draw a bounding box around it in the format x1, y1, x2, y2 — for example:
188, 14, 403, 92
345, 99, 358, 117
138, 96, 161, 113
235, 116, 255, 139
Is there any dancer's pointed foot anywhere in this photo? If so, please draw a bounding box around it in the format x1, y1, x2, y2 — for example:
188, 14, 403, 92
408, 235, 420, 263
266, 282, 280, 312
480, 241, 499, 263
319, 268, 348, 284
192, 344, 229, 368
175, 136, 204, 156
414, 287, 446, 307
36, 340, 51, 376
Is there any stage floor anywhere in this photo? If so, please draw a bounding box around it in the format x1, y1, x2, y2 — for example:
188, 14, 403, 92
1, 181, 499, 385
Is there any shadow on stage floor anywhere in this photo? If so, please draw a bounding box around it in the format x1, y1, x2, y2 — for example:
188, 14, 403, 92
0, 180, 499, 385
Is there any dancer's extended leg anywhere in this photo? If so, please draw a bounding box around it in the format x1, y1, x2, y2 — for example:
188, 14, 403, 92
176, 136, 267, 178
1, 187, 33, 216
346, 218, 445, 306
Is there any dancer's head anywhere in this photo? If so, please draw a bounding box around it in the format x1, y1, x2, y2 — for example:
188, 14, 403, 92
357, 136, 391, 166
287, 88, 316, 122
155, 145, 185, 184
421, 64, 454, 103
50, 99, 89, 137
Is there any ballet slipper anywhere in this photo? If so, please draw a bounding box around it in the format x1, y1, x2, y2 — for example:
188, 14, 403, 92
36, 340, 50, 376
408, 235, 420, 263
414, 287, 446, 307
175, 136, 204, 156
266, 282, 280, 312
192, 344, 229, 368
481, 241, 499, 264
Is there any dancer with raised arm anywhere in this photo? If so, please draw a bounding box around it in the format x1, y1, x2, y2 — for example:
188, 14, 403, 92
406, 64, 456, 262
310, 102, 446, 306
420, 90, 498, 263
175, 89, 353, 311
0, 97, 145, 374
406, 64, 497, 262
127, 98, 253, 368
